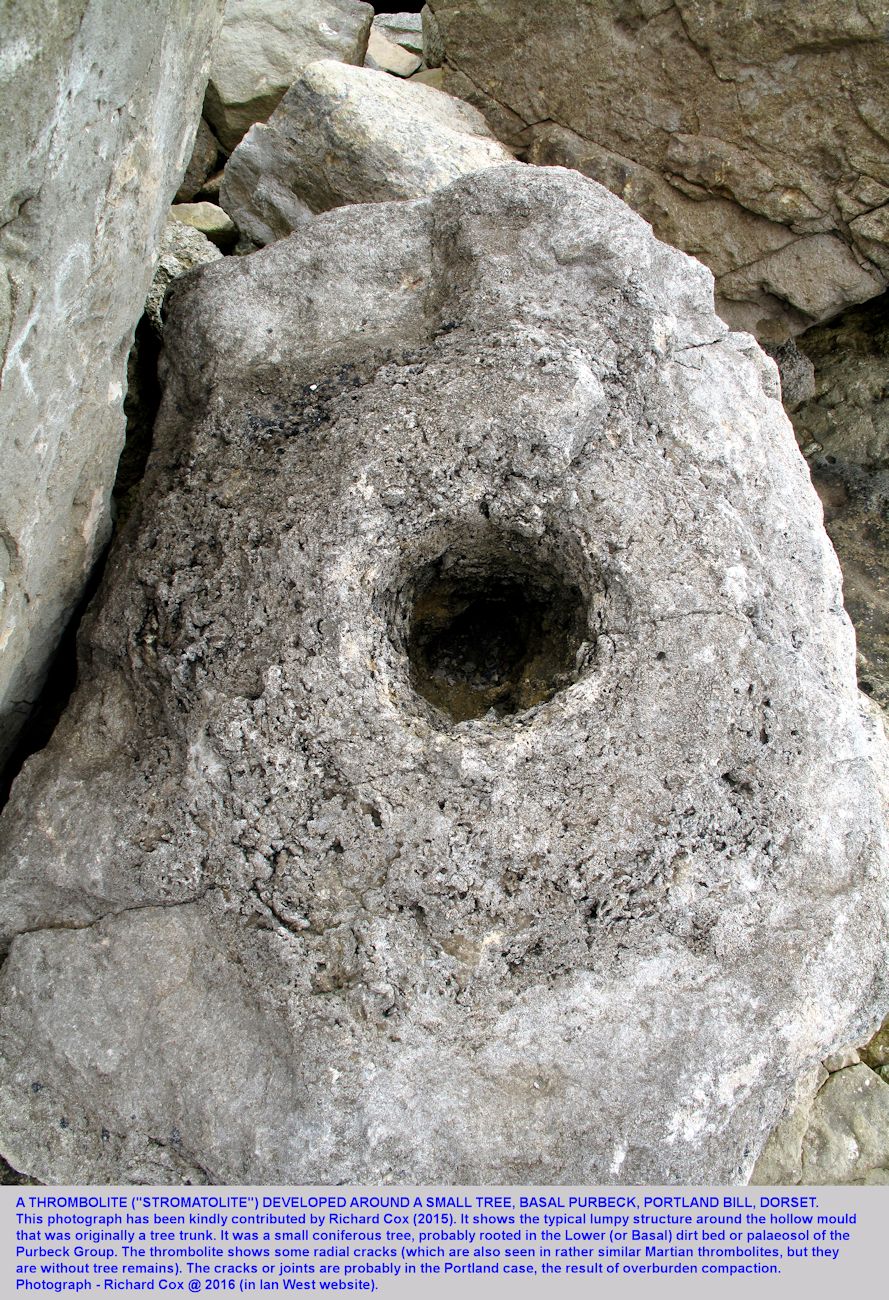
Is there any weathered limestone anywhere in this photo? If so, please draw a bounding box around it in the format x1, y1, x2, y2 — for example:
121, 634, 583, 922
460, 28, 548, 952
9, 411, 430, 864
220, 60, 513, 246
203, 0, 374, 153
1, 166, 886, 1184
0, 0, 225, 771
427, 0, 889, 340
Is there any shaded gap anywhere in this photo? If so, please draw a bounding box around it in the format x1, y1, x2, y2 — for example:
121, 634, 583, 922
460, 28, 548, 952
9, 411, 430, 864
0, 313, 160, 812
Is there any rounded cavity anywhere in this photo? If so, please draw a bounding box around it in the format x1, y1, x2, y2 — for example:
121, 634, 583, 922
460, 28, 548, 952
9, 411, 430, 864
391, 528, 592, 723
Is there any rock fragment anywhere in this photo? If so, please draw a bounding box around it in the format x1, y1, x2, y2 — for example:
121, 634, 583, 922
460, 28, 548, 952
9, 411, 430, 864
170, 201, 238, 251
203, 0, 374, 152
220, 60, 512, 245
373, 12, 424, 56
754, 1065, 889, 1184
145, 219, 222, 337
365, 27, 423, 77
1, 166, 886, 1184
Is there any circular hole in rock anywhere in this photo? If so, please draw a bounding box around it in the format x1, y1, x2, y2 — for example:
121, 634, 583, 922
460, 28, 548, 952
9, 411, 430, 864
401, 533, 590, 723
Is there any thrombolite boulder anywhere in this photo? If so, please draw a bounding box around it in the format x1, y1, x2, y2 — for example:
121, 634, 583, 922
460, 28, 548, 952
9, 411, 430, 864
426, 0, 889, 341
0, 0, 225, 773
220, 60, 513, 245
0, 166, 887, 1184
203, 0, 374, 153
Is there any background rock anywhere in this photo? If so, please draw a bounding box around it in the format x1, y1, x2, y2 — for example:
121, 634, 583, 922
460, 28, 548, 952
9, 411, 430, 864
365, 27, 423, 76
754, 1064, 889, 1184
373, 11, 424, 55
0, 0, 224, 773
788, 294, 889, 711
220, 60, 513, 245
426, 0, 889, 341
174, 118, 222, 203
170, 201, 238, 251
203, 0, 374, 153
421, 4, 444, 67
1, 166, 886, 1184
145, 219, 222, 337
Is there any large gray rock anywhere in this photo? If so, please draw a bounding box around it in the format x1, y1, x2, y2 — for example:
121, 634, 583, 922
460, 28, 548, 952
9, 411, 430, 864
220, 60, 513, 245
427, 0, 889, 341
203, 0, 374, 153
1, 166, 887, 1185
0, 0, 225, 772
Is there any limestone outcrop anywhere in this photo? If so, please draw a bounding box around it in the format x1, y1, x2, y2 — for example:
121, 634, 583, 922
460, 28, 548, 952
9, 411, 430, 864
426, 0, 889, 341
220, 60, 512, 245
1, 167, 886, 1185
203, 0, 374, 153
0, 0, 225, 771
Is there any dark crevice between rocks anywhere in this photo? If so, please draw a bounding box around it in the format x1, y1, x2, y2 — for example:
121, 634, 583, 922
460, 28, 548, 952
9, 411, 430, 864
117, 314, 162, 526
0, 545, 108, 814
0, 1153, 38, 1185
0, 316, 161, 814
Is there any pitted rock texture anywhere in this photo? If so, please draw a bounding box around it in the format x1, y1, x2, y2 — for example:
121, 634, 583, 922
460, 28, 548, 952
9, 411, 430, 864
203, 0, 374, 153
1, 167, 887, 1185
220, 60, 512, 246
426, 0, 889, 341
0, 0, 225, 772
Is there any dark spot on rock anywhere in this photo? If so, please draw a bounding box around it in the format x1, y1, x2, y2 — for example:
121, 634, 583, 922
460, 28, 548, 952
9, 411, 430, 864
397, 530, 590, 722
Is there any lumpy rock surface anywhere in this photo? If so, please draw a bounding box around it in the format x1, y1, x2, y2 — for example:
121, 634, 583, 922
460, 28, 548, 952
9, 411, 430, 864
1, 166, 887, 1185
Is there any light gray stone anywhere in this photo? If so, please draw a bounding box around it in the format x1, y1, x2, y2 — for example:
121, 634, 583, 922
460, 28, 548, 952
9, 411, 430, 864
1, 166, 887, 1184
145, 219, 222, 337
364, 27, 422, 77
373, 12, 424, 55
220, 60, 513, 245
754, 1065, 889, 1184
0, 0, 225, 772
823, 1046, 861, 1073
170, 201, 237, 251
429, 0, 889, 339
203, 0, 374, 153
